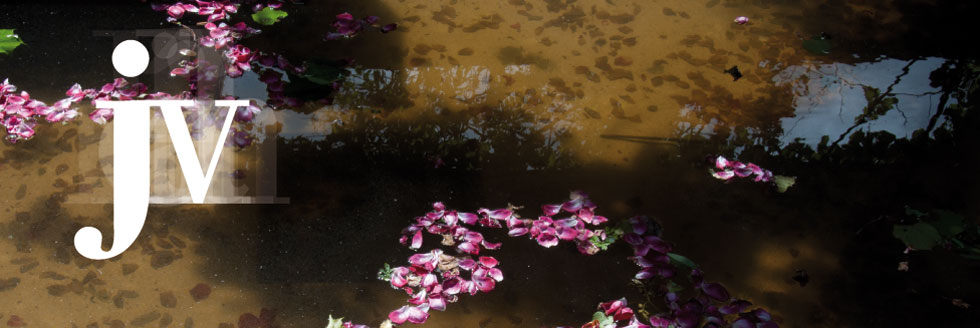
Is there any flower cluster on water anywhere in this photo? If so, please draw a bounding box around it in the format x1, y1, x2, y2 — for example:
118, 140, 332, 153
710, 156, 773, 183
709, 156, 796, 192
2, 1, 397, 143
0, 78, 191, 142
623, 215, 779, 328
325, 12, 397, 40
354, 192, 779, 328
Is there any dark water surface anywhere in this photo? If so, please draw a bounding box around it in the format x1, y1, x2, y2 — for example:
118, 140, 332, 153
1, 0, 979, 327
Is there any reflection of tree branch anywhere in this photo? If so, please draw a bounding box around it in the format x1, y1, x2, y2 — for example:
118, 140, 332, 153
831, 59, 919, 147
923, 91, 950, 134
599, 134, 684, 147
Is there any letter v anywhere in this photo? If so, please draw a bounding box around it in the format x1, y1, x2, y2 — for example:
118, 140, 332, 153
159, 100, 245, 203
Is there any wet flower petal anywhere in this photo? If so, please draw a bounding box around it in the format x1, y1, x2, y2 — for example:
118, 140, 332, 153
410, 230, 423, 249
700, 282, 730, 301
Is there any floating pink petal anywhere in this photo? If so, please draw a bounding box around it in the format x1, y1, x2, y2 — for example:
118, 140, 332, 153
488, 267, 503, 281
410, 230, 423, 249
458, 212, 479, 225
472, 275, 495, 292
536, 233, 559, 248
481, 240, 501, 249
388, 305, 429, 324
457, 241, 479, 254
712, 170, 735, 180
600, 298, 626, 316
489, 208, 512, 220
428, 294, 446, 311
700, 282, 731, 301
336, 12, 354, 21
380, 23, 398, 33
542, 204, 561, 216
508, 227, 528, 237
478, 256, 498, 268
577, 208, 594, 223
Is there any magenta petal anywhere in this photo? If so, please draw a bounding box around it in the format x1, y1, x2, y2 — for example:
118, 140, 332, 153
473, 276, 495, 292
600, 298, 626, 315
613, 307, 634, 321
443, 212, 459, 226
753, 308, 772, 321
391, 275, 407, 288
556, 227, 578, 240
644, 236, 673, 253
410, 230, 423, 249
634, 269, 654, 280
442, 277, 462, 294
481, 240, 501, 250
712, 170, 735, 180
478, 256, 498, 268
380, 23, 398, 33
542, 204, 561, 216
631, 256, 655, 268
408, 289, 427, 305
507, 227, 528, 237
428, 294, 446, 311
719, 299, 752, 315
715, 156, 730, 169
578, 208, 594, 222
488, 268, 503, 282
624, 233, 644, 245
336, 12, 354, 21
388, 306, 411, 324
457, 241, 479, 255
556, 218, 579, 228
422, 273, 439, 288
536, 233, 559, 248
403, 305, 430, 324
458, 258, 476, 270
731, 318, 753, 328
489, 209, 512, 220
464, 231, 483, 243
458, 212, 479, 225
591, 215, 608, 225
561, 199, 582, 212
700, 282, 731, 301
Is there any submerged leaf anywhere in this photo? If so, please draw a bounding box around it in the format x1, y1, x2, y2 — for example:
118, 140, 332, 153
325, 315, 344, 328
802, 36, 831, 55
252, 7, 289, 25
0, 29, 25, 54
893, 222, 943, 250
667, 252, 698, 269
931, 210, 966, 238
773, 175, 796, 193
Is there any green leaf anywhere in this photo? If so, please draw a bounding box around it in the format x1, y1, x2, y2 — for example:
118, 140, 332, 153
893, 222, 943, 250
591, 311, 614, 326
0, 29, 25, 55
301, 60, 350, 85
667, 252, 698, 269
376, 263, 393, 281
325, 315, 344, 328
282, 60, 350, 103
931, 210, 966, 237
904, 206, 927, 218
802, 36, 831, 55
251, 7, 289, 26
773, 175, 796, 193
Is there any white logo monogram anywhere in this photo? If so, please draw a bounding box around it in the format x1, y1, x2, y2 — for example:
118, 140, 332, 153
73, 99, 247, 260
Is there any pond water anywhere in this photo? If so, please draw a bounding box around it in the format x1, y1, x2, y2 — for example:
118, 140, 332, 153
1, 0, 979, 327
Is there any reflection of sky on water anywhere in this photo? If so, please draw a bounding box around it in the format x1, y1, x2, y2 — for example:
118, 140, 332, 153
775, 57, 947, 146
